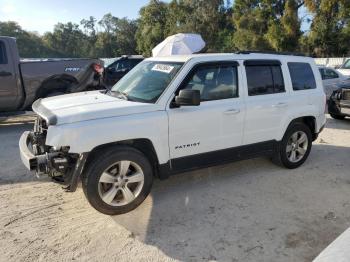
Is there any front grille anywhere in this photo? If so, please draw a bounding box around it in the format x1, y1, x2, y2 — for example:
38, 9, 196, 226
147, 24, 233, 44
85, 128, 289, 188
32, 116, 48, 155
342, 89, 350, 100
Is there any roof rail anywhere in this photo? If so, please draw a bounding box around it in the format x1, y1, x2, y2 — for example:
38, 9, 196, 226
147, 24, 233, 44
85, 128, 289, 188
235, 50, 306, 57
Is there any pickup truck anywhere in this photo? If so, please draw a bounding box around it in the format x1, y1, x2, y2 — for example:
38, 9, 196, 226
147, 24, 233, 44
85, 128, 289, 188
328, 86, 350, 119
19, 52, 326, 215
0, 36, 104, 112
337, 58, 350, 77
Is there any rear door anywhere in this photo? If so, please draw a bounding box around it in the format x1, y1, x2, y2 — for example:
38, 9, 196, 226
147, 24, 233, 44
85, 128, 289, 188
243, 60, 290, 144
0, 40, 19, 111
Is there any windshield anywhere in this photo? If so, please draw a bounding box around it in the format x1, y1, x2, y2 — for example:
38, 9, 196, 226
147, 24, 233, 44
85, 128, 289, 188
342, 59, 350, 69
111, 60, 183, 103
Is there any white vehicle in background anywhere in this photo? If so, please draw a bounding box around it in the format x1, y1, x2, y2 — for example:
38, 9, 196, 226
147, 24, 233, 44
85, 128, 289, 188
318, 66, 350, 99
337, 58, 350, 76
19, 52, 326, 215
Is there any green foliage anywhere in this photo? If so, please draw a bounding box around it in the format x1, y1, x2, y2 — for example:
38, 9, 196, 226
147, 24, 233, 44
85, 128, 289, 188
136, 0, 168, 56
0, 21, 63, 57
304, 0, 350, 56
267, 0, 301, 52
43, 22, 88, 57
1, 0, 350, 58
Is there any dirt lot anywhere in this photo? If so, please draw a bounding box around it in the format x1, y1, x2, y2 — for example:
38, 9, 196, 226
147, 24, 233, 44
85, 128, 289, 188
0, 115, 350, 262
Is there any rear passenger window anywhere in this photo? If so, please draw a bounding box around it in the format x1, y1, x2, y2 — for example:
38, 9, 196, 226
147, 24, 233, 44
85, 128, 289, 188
0, 41, 7, 64
245, 64, 285, 96
288, 62, 316, 90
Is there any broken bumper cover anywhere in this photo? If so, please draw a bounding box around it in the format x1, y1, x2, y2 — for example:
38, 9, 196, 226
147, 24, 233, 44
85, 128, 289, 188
19, 131, 88, 192
19, 131, 37, 171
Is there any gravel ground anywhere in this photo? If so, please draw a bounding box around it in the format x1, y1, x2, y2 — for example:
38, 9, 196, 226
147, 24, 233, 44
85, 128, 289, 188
0, 115, 349, 262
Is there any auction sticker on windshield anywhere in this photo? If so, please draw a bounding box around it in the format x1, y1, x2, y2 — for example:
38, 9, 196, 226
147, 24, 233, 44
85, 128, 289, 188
151, 64, 174, 74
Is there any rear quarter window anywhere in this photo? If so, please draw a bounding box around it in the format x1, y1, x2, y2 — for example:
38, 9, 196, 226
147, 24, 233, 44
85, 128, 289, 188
0, 41, 7, 64
288, 62, 316, 91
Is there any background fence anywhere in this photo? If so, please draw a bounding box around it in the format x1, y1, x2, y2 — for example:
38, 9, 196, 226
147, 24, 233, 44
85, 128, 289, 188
314, 57, 350, 68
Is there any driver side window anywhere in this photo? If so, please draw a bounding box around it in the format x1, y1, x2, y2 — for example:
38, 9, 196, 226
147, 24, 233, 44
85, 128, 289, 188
182, 63, 239, 102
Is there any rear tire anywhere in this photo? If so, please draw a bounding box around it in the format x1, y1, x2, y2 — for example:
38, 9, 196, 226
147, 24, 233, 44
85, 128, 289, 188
330, 113, 346, 120
272, 123, 312, 169
82, 146, 153, 215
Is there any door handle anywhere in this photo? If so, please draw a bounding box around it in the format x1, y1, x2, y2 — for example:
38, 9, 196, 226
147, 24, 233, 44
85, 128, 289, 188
223, 108, 240, 115
272, 102, 288, 108
0, 71, 12, 77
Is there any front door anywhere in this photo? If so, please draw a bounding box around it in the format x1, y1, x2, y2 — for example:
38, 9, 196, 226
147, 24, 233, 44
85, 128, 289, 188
167, 62, 245, 171
0, 40, 19, 111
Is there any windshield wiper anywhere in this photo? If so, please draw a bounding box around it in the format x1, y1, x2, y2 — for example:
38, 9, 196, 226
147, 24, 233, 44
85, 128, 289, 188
109, 90, 130, 101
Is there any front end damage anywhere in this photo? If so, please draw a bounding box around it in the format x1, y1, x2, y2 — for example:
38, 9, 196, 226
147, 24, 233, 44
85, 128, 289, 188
19, 116, 87, 192
328, 88, 350, 117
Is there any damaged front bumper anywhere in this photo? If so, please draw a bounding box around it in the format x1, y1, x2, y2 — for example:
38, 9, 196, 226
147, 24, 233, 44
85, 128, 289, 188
19, 130, 87, 192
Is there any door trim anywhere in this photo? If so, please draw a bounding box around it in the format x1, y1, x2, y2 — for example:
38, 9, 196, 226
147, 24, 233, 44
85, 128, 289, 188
170, 140, 277, 173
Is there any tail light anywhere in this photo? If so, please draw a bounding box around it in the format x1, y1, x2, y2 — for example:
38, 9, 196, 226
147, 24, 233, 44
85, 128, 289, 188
93, 63, 104, 74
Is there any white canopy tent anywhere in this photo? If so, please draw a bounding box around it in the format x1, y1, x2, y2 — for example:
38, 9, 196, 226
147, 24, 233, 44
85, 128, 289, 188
152, 33, 205, 57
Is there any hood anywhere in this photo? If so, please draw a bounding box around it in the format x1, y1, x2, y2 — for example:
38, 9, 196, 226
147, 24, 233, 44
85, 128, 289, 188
337, 69, 350, 77
32, 91, 163, 125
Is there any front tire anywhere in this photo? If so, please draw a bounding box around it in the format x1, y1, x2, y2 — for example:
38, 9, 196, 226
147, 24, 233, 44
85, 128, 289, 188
272, 123, 312, 169
330, 113, 346, 120
82, 146, 153, 215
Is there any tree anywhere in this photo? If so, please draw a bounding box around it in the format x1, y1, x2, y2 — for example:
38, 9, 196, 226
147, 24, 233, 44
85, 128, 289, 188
165, 0, 234, 52
136, 0, 168, 56
232, 0, 303, 52
232, 0, 272, 51
43, 22, 88, 57
0, 21, 62, 57
267, 0, 301, 52
95, 14, 138, 57
81, 16, 98, 56
113, 18, 138, 55
303, 0, 350, 56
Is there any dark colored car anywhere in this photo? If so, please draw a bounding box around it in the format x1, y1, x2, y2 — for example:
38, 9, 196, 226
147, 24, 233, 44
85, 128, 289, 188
104, 55, 143, 86
328, 85, 350, 120
0, 36, 104, 112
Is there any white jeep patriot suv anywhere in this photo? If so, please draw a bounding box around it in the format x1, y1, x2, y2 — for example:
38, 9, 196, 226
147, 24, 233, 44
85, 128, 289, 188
20, 52, 326, 215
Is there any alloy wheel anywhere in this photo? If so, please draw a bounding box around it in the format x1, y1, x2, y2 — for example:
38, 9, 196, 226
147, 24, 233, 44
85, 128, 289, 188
286, 131, 308, 163
98, 160, 144, 206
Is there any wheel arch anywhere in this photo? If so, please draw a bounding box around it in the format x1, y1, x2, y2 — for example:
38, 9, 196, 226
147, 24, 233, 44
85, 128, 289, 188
282, 116, 318, 141
36, 74, 79, 98
84, 138, 161, 178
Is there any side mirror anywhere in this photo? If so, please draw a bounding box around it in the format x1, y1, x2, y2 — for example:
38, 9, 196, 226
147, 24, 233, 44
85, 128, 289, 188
175, 89, 200, 106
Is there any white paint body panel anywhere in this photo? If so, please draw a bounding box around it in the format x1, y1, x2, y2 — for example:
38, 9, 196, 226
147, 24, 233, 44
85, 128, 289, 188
38, 53, 326, 165
313, 227, 350, 262
337, 68, 350, 76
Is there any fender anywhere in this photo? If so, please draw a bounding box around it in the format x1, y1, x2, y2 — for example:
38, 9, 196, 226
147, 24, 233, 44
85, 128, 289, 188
45, 111, 170, 165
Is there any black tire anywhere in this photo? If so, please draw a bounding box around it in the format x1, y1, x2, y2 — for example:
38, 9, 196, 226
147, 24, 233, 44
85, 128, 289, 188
45, 91, 65, 98
82, 146, 153, 215
330, 113, 346, 120
272, 123, 312, 169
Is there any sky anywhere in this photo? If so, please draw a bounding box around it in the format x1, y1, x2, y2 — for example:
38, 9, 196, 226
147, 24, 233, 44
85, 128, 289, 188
0, 0, 156, 34
0, 0, 311, 35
